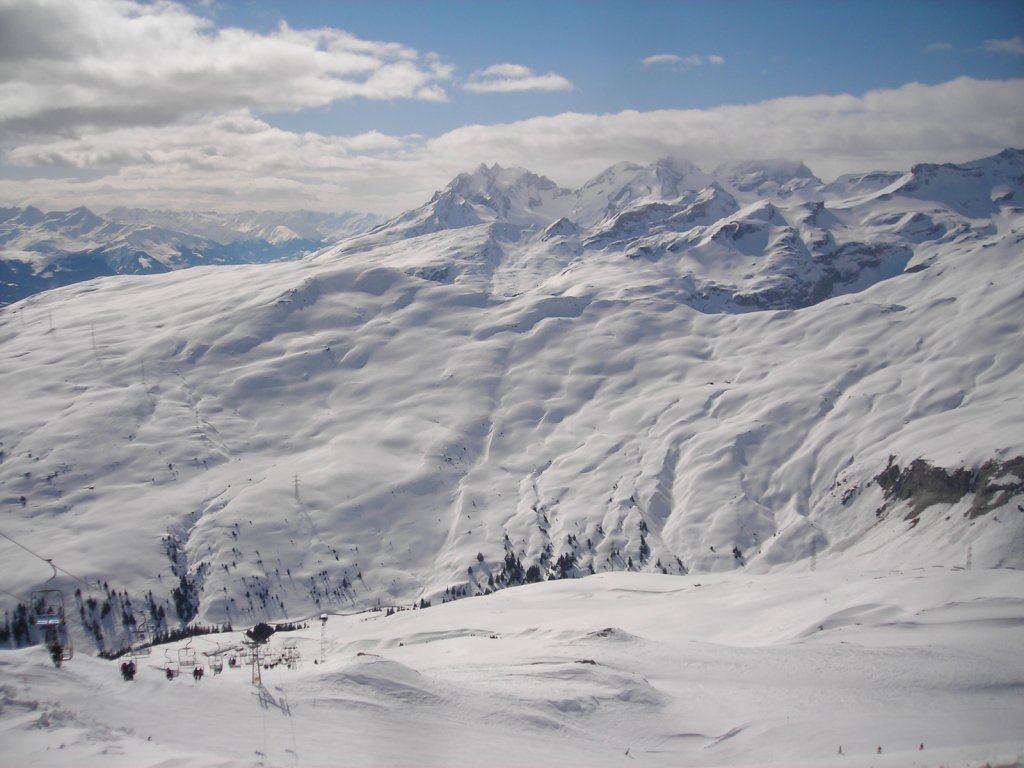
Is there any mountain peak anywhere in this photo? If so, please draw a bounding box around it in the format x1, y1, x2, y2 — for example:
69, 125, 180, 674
447, 163, 562, 197
713, 158, 821, 197
893, 147, 1024, 217
413, 164, 572, 229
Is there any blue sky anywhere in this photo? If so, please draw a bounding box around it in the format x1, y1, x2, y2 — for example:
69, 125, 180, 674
209, 0, 1024, 136
1, 0, 1022, 214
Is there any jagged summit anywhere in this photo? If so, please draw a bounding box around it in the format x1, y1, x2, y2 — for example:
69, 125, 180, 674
713, 158, 819, 194
382, 163, 574, 236
379, 154, 820, 244
571, 157, 714, 226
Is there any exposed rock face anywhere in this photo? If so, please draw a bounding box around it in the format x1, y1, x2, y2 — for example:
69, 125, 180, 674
875, 455, 1024, 520
967, 457, 1024, 519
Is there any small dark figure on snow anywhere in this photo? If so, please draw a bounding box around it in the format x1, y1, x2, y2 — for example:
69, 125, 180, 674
193, 665, 204, 681
48, 643, 63, 668
166, 667, 175, 681
121, 662, 130, 681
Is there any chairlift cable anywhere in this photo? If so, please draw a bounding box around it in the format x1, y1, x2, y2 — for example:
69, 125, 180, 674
0, 586, 31, 603
0, 529, 99, 590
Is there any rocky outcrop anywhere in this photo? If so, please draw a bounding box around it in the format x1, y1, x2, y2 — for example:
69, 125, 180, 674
967, 457, 1024, 519
875, 455, 1024, 520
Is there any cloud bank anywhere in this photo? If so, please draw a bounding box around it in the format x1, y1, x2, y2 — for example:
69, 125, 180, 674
0, 0, 452, 139
3, 76, 1021, 216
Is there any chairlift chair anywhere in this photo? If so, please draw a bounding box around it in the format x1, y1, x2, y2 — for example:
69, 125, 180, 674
282, 640, 300, 668
31, 580, 72, 663
163, 649, 180, 680
178, 639, 197, 668
204, 645, 226, 674
128, 612, 152, 658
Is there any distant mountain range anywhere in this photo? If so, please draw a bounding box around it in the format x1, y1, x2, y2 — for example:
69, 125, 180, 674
336, 149, 1021, 311
0, 206, 381, 305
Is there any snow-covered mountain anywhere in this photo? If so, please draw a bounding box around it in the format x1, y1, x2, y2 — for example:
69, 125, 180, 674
327, 149, 1021, 311
0, 149, 1021, 659
103, 207, 382, 246
0, 207, 381, 306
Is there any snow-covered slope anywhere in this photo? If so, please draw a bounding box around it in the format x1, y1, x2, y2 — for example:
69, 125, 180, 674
0, 150, 1021, 662
2, 567, 1022, 768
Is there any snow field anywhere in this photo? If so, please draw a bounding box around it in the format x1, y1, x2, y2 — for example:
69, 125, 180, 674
1, 567, 1022, 767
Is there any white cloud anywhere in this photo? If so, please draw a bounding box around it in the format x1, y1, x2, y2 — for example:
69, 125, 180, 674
644, 53, 724, 68
984, 36, 1024, 55
643, 54, 683, 67
927, 42, 954, 52
478, 63, 535, 79
427, 78, 1024, 186
463, 63, 573, 93
0, 0, 452, 139
1, 78, 1021, 216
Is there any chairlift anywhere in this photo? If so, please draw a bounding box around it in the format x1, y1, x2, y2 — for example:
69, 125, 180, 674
178, 638, 197, 668
282, 640, 301, 669
204, 644, 227, 674
30, 561, 72, 664
163, 649, 180, 680
128, 612, 152, 658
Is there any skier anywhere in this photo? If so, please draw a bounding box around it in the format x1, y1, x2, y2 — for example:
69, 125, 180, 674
48, 643, 63, 668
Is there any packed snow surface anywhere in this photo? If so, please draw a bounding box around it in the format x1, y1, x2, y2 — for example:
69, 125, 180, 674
1, 568, 1022, 768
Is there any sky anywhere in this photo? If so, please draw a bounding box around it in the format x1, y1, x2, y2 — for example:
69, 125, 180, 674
0, 0, 1022, 216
